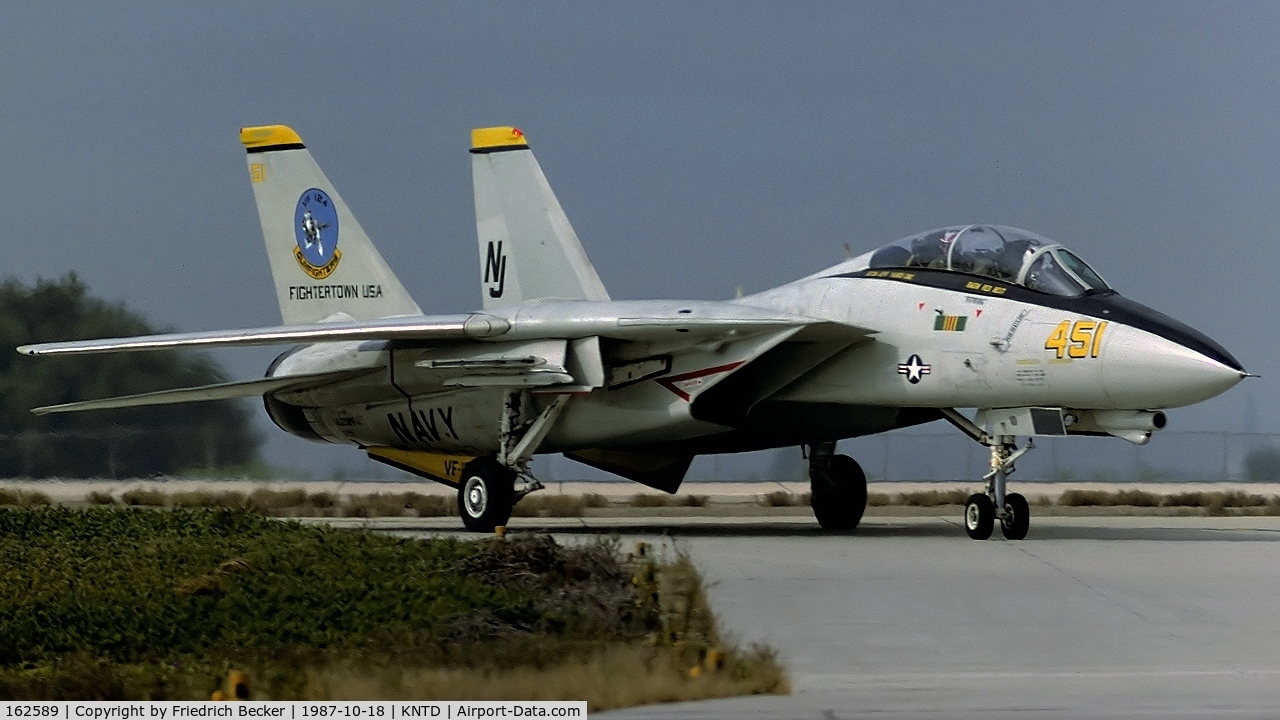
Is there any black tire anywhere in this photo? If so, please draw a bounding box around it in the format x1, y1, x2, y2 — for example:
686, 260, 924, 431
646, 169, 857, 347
964, 493, 995, 540
810, 454, 868, 531
1001, 492, 1030, 540
457, 457, 515, 533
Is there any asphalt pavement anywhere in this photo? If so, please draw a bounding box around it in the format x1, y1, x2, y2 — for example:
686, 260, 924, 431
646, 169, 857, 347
371, 514, 1280, 720
589, 516, 1280, 719
281, 509, 1280, 718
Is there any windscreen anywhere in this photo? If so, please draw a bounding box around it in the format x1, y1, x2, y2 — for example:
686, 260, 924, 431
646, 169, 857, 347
866, 225, 1109, 297
1024, 252, 1084, 296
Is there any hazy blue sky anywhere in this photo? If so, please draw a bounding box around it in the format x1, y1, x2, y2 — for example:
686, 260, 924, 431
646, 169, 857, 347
3, 2, 1277, 475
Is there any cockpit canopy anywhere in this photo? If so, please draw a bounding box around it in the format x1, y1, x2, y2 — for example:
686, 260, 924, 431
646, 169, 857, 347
865, 225, 1110, 297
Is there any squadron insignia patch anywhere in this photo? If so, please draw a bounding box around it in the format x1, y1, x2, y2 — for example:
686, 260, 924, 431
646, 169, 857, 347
293, 188, 341, 279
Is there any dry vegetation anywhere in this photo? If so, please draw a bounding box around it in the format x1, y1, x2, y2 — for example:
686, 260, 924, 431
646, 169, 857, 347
107, 488, 456, 518
867, 492, 892, 506
630, 493, 673, 508
510, 494, 585, 518
896, 489, 971, 506
879, 487, 1280, 514
305, 643, 785, 707
9, 485, 1280, 517
758, 491, 802, 507
1057, 488, 1280, 514
0, 488, 49, 507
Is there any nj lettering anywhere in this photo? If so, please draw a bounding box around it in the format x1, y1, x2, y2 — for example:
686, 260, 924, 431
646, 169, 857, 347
484, 240, 507, 298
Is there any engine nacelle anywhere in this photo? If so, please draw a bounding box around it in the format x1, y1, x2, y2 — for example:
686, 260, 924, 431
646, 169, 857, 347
263, 394, 326, 442
262, 348, 327, 442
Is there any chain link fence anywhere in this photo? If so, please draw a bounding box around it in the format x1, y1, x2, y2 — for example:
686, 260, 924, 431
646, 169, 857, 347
0, 425, 240, 479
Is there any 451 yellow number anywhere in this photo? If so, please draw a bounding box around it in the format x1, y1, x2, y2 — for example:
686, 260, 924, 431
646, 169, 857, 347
1045, 320, 1108, 359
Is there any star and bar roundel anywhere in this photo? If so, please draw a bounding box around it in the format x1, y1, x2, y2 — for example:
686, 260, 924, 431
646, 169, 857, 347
897, 354, 931, 384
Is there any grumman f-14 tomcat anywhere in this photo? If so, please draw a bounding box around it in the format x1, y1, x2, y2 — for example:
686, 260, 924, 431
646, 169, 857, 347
19, 125, 1248, 540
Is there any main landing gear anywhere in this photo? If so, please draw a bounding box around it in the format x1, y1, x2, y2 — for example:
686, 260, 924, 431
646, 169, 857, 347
458, 457, 516, 533
807, 442, 868, 531
457, 392, 568, 533
943, 409, 1033, 540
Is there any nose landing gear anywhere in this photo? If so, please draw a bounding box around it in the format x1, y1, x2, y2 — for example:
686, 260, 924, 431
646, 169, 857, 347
965, 488, 1031, 540
944, 409, 1035, 541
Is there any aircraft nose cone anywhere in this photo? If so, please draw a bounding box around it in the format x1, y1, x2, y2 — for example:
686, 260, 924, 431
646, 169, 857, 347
1102, 326, 1245, 408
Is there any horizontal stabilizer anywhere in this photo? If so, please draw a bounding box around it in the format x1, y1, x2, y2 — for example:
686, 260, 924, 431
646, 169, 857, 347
17, 314, 488, 356
31, 367, 382, 415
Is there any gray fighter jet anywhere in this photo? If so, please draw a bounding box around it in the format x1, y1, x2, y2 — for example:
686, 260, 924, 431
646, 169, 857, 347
19, 125, 1247, 539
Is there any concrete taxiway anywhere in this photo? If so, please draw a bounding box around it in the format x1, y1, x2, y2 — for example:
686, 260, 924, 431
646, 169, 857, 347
370, 515, 1280, 719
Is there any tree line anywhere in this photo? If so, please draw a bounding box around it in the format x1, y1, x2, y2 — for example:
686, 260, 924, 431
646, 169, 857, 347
0, 275, 261, 478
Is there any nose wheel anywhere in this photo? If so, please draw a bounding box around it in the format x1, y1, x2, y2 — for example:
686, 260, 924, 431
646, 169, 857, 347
940, 410, 1036, 541
1000, 492, 1030, 540
970, 435, 1034, 540
964, 493, 994, 539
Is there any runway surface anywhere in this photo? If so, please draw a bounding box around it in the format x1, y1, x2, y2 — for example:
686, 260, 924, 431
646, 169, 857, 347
378, 515, 1280, 719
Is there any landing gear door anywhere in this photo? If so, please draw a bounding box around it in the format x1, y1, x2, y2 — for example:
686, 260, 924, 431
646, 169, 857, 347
975, 407, 1068, 437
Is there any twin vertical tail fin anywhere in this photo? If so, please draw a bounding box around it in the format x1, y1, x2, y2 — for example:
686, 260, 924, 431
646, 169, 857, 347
241, 123, 606, 322
470, 127, 609, 310
240, 125, 421, 325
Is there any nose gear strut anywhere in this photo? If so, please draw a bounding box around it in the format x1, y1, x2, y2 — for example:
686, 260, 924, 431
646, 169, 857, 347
941, 408, 1034, 540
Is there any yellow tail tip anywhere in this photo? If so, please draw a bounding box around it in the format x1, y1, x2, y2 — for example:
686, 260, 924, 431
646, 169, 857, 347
471, 126, 528, 151
240, 125, 304, 149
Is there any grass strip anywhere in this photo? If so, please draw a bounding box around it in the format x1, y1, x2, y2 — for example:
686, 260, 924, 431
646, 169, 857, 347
0, 507, 786, 706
